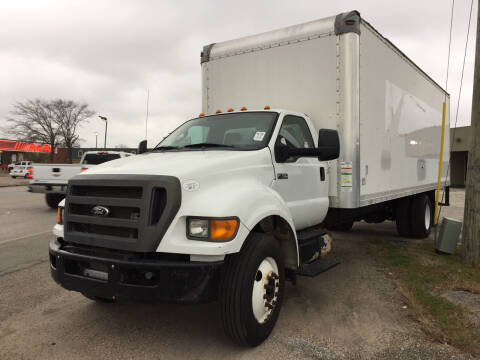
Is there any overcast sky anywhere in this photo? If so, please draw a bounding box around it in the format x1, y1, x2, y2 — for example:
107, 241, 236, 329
0, 0, 477, 148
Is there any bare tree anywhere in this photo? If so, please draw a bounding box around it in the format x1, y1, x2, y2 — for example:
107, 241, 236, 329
4, 99, 59, 162
50, 100, 94, 163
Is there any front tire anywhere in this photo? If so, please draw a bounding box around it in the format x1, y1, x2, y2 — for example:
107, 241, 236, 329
219, 233, 285, 347
82, 293, 115, 303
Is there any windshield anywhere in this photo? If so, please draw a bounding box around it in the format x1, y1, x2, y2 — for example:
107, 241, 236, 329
82, 153, 121, 165
155, 112, 278, 150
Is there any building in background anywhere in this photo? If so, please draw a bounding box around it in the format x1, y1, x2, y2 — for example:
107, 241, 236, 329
450, 126, 471, 187
0, 139, 53, 171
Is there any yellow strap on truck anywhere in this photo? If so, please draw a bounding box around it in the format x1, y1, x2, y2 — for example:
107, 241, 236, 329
434, 101, 447, 225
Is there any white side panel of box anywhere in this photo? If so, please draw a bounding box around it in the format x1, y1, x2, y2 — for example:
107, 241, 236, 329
202, 34, 344, 202
358, 23, 450, 206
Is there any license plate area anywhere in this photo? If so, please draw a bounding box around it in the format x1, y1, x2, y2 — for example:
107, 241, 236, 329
64, 258, 109, 281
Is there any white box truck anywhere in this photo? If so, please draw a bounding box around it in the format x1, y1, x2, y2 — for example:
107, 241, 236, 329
49, 11, 450, 346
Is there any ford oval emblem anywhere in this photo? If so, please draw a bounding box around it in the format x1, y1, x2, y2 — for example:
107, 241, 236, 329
91, 205, 110, 217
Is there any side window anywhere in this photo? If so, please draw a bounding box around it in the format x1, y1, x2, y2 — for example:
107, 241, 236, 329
276, 115, 314, 162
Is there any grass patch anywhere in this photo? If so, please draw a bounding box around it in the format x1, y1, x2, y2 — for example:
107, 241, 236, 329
370, 237, 480, 355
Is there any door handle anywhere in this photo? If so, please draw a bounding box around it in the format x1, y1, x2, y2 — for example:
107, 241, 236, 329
277, 173, 288, 180
320, 167, 325, 181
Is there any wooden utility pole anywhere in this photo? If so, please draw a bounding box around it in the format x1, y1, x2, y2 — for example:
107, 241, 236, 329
463, 0, 480, 266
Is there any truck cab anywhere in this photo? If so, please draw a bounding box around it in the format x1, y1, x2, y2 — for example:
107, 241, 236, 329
50, 109, 339, 346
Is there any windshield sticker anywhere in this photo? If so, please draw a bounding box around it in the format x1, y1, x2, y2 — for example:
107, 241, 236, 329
253, 132, 266, 141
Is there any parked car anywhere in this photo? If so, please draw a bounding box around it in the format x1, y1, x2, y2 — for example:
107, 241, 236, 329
10, 165, 32, 179
29, 151, 133, 208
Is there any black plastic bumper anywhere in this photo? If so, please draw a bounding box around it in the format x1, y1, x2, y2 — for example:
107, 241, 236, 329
49, 238, 223, 303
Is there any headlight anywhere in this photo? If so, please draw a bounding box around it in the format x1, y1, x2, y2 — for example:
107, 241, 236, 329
57, 207, 64, 225
187, 217, 239, 241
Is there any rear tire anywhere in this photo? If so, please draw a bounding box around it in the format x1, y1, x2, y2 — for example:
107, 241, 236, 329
219, 233, 285, 347
410, 195, 432, 238
395, 198, 411, 237
337, 221, 353, 232
11, 176, 16, 179
45, 193, 64, 209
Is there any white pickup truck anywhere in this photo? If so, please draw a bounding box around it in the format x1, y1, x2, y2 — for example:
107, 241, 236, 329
29, 151, 133, 208
49, 11, 450, 346
10, 161, 33, 178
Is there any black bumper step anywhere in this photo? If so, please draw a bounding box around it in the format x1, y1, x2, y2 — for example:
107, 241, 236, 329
296, 257, 340, 277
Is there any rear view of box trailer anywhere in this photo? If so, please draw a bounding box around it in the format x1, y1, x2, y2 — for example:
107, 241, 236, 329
201, 10, 450, 225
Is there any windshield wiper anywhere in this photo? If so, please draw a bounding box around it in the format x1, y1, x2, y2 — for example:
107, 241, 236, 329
183, 143, 235, 149
152, 146, 179, 151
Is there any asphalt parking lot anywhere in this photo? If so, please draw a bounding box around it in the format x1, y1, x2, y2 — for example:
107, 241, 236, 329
0, 186, 472, 359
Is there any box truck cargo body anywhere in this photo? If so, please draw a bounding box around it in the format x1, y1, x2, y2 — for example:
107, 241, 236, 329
201, 10, 450, 211
48, 11, 451, 347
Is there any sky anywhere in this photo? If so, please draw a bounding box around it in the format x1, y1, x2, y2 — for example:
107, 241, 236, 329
0, 0, 477, 148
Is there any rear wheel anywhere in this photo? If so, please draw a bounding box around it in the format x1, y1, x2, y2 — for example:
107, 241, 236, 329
410, 195, 432, 238
395, 198, 411, 237
337, 221, 353, 232
11, 176, 16, 179
219, 233, 285, 347
45, 193, 64, 209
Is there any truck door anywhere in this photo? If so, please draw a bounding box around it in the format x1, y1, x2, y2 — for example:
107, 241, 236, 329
271, 114, 329, 230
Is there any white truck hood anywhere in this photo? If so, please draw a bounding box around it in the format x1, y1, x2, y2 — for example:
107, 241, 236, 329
80, 148, 274, 180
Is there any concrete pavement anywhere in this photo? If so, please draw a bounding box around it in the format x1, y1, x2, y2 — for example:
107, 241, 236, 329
0, 187, 471, 360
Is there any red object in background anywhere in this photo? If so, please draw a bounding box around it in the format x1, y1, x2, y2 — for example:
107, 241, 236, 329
27, 167, 33, 179
0, 140, 55, 153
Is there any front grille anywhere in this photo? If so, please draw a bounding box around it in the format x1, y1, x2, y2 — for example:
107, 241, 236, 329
69, 222, 139, 239
71, 185, 142, 198
64, 175, 181, 252
70, 203, 141, 220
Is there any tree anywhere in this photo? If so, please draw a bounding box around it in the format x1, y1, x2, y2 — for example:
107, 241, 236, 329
462, 2, 480, 267
50, 99, 94, 163
4, 99, 59, 162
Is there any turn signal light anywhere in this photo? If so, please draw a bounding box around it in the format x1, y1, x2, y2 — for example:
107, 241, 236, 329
264, 105, 270, 110
240, 106, 247, 111
199, 113, 205, 117
210, 219, 238, 240
227, 108, 234, 112
57, 207, 63, 224
216, 109, 222, 114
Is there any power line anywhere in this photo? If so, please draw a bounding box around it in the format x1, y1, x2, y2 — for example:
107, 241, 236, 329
437, 0, 475, 225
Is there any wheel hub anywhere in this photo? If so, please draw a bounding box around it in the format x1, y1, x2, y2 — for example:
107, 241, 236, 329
252, 257, 279, 324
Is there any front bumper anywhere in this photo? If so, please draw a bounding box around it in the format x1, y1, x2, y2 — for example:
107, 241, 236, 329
49, 238, 223, 303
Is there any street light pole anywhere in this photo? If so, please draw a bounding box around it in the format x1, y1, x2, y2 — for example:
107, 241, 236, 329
98, 115, 108, 149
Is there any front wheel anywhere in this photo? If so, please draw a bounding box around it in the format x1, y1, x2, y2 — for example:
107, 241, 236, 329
82, 293, 115, 303
219, 233, 285, 347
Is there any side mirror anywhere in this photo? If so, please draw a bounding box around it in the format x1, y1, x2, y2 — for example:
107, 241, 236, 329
274, 129, 340, 163
138, 140, 147, 154
317, 129, 340, 161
